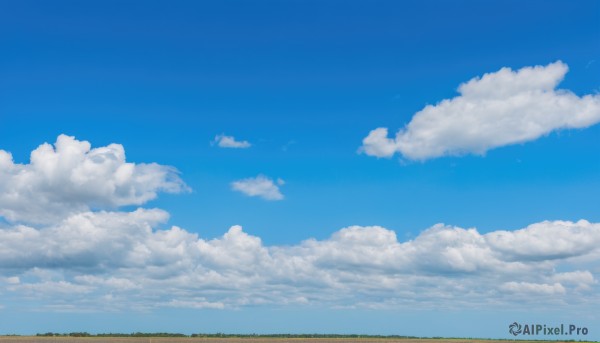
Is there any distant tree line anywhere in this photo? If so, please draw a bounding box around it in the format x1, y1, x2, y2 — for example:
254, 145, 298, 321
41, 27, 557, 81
35, 333, 422, 338
31, 333, 585, 341
190, 334, 420, 338
37, 332, 186, 337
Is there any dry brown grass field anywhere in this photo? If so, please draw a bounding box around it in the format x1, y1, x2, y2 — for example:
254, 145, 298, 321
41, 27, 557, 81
0, 338, 595, 343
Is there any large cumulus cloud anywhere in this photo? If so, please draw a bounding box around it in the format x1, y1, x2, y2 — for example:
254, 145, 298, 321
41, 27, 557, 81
0, 134, 188, 224
360, 61, 600, 160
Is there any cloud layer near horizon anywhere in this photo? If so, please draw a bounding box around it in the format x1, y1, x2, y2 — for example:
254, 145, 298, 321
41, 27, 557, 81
1, 211, 599, 311
0, 136, 598, 312
360, 61, 600, 160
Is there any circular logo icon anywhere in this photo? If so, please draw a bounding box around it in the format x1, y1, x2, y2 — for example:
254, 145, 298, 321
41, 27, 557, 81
509, 322, 522, 336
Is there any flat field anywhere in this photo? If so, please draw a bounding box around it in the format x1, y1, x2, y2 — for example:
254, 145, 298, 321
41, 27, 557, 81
0, 338, 595, 343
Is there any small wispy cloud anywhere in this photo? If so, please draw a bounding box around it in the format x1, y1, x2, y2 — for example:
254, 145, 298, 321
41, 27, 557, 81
281, 140, 296, 152
231, 175, 284, 200
212, 134, 251, 149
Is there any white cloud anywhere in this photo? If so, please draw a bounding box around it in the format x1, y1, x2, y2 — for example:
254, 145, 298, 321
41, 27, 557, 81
0, 134, 188, 224
0, 208, 171, 271
212, 134, 251, 149
1, 212, 599, 311
165, 299, 226, 310
360, 61, 600, 160
500, 281, 566, 295
1, 135, 599, 312
553, 271, 596, 290
359, 128, 398, 158
485, 220, 600, 261
231, 175, 284, 200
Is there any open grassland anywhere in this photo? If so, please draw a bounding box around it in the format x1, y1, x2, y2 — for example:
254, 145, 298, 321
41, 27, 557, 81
0, 338, 597, 343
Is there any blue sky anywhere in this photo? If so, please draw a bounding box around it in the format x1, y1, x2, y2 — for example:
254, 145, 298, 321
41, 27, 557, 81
0, 0, 599, 339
